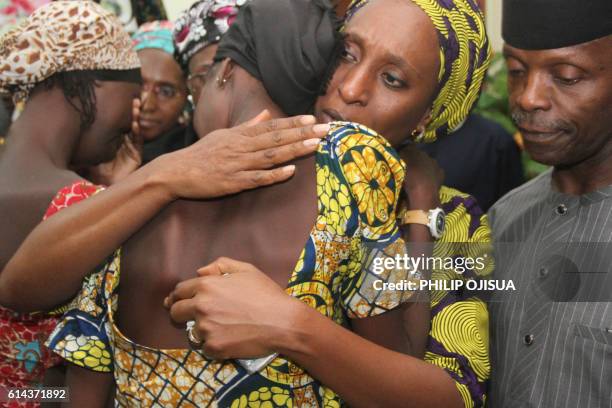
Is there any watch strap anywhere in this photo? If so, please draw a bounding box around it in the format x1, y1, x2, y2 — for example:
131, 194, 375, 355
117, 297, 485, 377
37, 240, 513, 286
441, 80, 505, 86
400, 210, 429, 226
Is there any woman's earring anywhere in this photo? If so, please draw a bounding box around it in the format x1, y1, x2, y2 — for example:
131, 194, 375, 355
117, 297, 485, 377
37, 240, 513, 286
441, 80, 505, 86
411, 126, 425, 142
217, 77, 228, 87
178, 107, 191, 125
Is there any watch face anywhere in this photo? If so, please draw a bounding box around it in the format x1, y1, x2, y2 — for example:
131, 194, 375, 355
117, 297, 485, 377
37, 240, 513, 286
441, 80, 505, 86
435, 212, 445, 235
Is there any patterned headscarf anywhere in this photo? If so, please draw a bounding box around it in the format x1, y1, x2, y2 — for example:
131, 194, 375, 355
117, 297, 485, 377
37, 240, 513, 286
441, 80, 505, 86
0, 1, 140, 97
346, 0, 492, 142
173, 0, 247, 70
132, 20, 175, 55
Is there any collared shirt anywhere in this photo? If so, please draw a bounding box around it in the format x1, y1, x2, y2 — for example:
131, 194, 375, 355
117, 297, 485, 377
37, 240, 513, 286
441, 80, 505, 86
488, 169, 612, 408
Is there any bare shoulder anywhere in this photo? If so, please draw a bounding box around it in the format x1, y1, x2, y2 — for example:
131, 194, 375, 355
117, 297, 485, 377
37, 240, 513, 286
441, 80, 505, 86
0, 169, 85, 267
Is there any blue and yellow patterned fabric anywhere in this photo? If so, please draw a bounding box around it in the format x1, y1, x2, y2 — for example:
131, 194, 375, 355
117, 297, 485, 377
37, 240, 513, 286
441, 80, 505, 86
46, 122, 414, 407
46, 122, 492, 407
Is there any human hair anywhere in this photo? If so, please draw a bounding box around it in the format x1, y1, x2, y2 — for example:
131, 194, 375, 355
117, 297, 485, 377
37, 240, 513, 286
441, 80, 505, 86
39, 71, 100, 131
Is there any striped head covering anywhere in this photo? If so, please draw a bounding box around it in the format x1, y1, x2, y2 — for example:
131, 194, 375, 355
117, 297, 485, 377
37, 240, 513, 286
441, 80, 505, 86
132, 20, 175, 55
346, 0, 492, 142
173, 0, 247, 70
0, 1, 140, 98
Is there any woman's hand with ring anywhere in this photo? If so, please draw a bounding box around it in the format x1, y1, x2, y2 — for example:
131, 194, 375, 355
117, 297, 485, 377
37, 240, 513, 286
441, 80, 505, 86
164, 257, 306, 360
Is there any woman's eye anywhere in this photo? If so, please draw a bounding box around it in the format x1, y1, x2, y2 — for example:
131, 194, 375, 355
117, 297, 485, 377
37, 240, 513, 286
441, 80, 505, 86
158, 86, 176, 98
382, 72, 406, 88
555, 76, 581, 86
341, 47, 357, 63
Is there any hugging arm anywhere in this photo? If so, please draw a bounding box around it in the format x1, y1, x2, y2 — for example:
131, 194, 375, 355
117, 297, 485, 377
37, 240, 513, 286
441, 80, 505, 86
165, 132, 467, 407
166, 258, 464, 408
0, 114, 329, 311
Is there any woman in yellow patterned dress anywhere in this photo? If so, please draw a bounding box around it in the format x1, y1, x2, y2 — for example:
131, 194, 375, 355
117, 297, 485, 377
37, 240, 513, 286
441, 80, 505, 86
165, 0, 494, 407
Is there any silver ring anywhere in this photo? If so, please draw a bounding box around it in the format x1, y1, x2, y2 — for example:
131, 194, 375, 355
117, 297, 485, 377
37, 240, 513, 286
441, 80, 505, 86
186, 320, 203, 346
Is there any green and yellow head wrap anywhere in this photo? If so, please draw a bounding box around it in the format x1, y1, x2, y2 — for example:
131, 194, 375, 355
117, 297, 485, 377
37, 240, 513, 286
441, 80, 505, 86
346, 0, 492, 142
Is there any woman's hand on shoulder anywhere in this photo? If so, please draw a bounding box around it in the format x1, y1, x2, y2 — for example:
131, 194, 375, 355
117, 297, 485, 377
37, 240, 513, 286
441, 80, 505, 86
148, 110, 329, 200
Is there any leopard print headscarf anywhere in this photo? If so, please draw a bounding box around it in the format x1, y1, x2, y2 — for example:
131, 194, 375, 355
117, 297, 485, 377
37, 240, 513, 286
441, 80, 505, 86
0, 1, 140, 99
